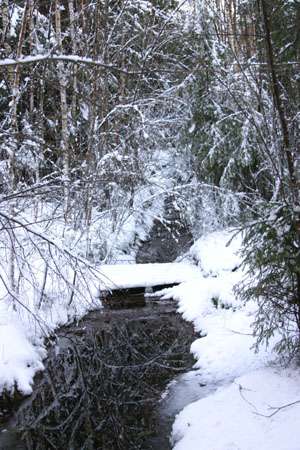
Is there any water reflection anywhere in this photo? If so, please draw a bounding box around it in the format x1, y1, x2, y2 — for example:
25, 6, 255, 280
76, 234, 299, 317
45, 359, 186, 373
0, 303, 196, 450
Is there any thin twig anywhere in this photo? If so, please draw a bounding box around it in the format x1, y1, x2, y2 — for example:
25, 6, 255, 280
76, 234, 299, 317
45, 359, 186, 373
254, 399, 300, 418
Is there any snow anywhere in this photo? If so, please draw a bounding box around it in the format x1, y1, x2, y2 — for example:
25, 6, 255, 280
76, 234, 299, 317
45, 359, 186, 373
164, 230, 300, 450
0, 306, 45, 395
164, 277, 273, 382
0, 54, 119, 69
187, 229, 242, 274
99, 262, 201, 290
0, 147, 180, 396
0, 225, 299, 450
172, 368, 300, 450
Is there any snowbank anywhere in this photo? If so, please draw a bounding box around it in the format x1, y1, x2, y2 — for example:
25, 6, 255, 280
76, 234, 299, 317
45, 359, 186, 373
0, 317, 45, 395
172, 367, 300, 450
187, 229, 242, 274
161, 230, 300, 450
0, 276, 98, 395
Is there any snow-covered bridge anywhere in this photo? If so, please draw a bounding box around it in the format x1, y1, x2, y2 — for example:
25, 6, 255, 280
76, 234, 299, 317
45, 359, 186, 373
98, 263, 201, 306
99, 263, 201, 292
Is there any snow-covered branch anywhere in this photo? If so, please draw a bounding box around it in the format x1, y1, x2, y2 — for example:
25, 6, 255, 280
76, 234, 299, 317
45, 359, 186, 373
0, 53, 139, 74
0, 53, 192, 74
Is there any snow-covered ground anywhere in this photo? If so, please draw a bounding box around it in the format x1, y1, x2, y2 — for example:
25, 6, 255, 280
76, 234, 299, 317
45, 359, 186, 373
0, 228, 299, 450
154, 230, 300, 450
172, 367, 300, 450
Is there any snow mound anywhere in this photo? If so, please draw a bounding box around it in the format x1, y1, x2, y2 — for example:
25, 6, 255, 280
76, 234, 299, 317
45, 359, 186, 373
0, 319, 44, 395
172, 367, 300, 450
188, 229, 242, 275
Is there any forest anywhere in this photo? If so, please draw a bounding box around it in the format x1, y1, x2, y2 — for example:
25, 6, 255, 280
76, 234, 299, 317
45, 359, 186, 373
0, 0, 300, 448
1, 0, 299, 355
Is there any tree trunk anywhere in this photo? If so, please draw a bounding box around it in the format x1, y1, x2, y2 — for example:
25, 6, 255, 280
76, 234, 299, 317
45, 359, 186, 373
260, 0, 295, 189
68, 0, 78, 120
55, 0, 71, 222
8, 1, 30, 297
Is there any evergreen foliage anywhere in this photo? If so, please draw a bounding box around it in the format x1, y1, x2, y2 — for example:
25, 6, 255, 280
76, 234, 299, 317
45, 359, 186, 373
189, 0, 300, 357
238, 203, 300, 357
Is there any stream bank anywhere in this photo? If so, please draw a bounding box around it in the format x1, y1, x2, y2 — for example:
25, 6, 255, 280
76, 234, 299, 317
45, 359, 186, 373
0, 298, 197, 450
0, 194, 198, 450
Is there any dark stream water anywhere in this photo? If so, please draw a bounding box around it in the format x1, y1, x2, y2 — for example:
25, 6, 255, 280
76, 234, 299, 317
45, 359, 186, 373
0, 198, 198, 449
0, 298, 197, 450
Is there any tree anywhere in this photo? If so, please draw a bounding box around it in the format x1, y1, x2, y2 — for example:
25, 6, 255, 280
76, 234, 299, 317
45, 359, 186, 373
0, 0, 195, 314
189, 0, 300, 356
239, 0, 300, 357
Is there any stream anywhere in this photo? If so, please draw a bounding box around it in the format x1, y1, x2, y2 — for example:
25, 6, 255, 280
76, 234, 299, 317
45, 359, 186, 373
0, 199, 202, 449
0, 297, 202, 450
